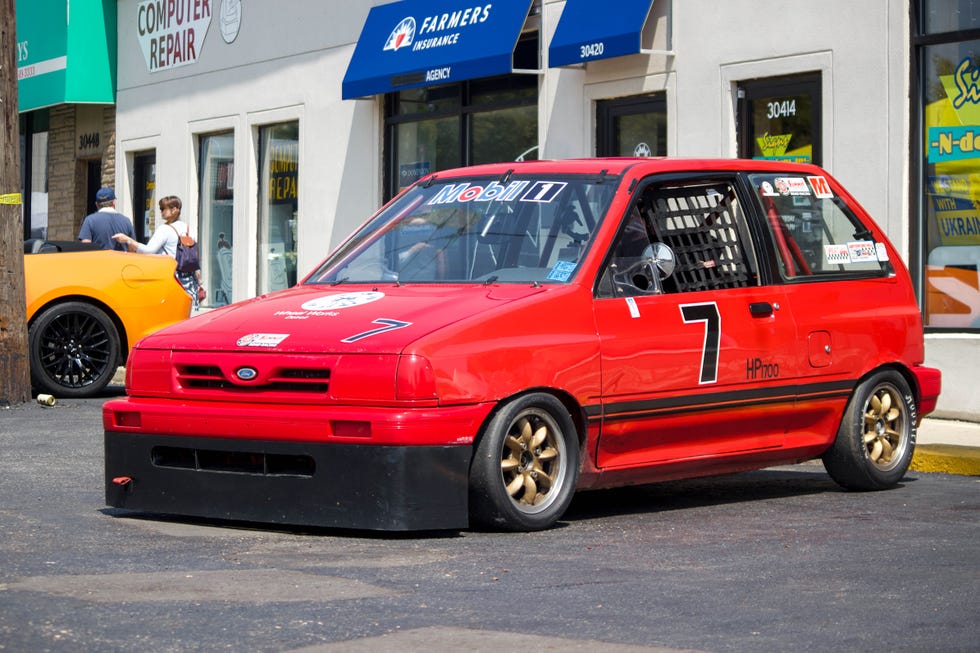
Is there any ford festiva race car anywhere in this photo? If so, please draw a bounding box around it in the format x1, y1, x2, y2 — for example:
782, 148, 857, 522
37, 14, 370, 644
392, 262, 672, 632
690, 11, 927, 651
26, 240, 191, 398
104, 159, 941, 532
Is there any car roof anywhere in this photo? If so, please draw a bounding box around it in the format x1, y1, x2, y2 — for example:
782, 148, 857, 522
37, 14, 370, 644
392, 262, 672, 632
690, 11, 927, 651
422, 157, 829, 181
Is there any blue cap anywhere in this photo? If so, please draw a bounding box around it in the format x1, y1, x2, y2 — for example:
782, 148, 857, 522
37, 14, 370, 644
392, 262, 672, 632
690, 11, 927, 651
96, 187, 115, 202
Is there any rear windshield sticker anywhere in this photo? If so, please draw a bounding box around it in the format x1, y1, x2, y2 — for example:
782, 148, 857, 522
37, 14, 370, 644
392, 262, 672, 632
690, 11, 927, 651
847, 241, 878, 263
759, 181, 779, 197
775, 177, 811, 196
546, 260, 576, 282
825, 244, 850, 265
807, 175, 834, 198
237, 333, 290, 348
875, 242, 890, 262
301, 291, 384, 311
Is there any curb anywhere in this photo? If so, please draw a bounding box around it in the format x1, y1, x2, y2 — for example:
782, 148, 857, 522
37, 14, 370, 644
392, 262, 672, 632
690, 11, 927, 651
910, 444, 980, 477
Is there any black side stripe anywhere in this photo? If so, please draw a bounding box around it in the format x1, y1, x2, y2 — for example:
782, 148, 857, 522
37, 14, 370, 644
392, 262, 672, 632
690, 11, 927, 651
584, 379, 856, 423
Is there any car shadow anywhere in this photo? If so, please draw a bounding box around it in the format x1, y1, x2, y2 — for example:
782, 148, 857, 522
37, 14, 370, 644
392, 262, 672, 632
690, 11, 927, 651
562, 466, 843, 522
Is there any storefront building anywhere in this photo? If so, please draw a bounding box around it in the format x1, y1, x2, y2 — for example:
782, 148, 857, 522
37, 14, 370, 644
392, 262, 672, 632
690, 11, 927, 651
16, 0, 118, 242
108, 0, 975, 418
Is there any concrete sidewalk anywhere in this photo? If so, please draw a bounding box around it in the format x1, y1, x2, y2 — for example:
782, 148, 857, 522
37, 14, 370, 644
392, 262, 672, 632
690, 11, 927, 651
913, 418, 980, 476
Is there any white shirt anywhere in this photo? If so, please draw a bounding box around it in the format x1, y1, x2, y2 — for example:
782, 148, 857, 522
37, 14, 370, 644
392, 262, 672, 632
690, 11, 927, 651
137, 219, 188, 258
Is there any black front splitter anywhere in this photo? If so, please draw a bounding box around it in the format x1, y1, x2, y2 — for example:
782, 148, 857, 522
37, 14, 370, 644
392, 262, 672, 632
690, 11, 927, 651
105, 431, 472, 531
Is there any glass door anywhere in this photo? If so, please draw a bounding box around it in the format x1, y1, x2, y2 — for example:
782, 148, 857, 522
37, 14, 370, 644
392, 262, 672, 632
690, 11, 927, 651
596, 93, 667, 157
738, 73, 821, 165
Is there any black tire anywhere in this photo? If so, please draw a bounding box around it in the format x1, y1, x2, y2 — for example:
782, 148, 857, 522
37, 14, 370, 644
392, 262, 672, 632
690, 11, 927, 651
822, 370, 917, 491
469, 393, 579, 531
28, 301, 121, 398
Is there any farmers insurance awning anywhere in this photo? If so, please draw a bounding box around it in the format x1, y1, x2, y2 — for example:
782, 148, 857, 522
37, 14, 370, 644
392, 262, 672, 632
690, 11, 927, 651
549, 0, 667, 67
343, 0, 536, 100
15, 0, 117, 112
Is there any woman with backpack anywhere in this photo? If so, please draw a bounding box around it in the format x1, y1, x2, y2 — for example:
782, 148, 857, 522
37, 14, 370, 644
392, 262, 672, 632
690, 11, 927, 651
114, 195, 203, 311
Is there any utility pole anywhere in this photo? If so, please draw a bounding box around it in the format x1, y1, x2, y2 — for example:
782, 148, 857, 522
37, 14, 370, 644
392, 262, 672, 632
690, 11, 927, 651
0, 0, 30, 406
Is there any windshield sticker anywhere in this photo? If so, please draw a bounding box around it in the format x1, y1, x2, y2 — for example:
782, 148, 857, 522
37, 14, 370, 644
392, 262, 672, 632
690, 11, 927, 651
237, 333, 290, 348
847, 241, 878, 263
341, 318, 413, 343
520, 181, 568, 203
875, 242, 890, 262
546, 260, 577, 282
425, 180, 568, 205
301, 291, 385, 311
825, 244, 850, 265
807, 175, 834, 199
427, 180, 530, 205
775, 177, 811, 196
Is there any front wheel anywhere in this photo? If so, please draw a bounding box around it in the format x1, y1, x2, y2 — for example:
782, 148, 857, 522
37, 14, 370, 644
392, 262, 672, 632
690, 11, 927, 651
28, 301, 121, 398
469, 393, 579, 531
822, 370, 916, 491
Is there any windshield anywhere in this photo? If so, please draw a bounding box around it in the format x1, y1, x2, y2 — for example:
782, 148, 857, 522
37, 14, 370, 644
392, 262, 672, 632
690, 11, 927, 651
307, 174, 618, 285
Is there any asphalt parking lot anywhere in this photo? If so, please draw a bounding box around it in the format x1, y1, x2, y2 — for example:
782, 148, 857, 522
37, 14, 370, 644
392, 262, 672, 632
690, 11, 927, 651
1, 391, 978, 652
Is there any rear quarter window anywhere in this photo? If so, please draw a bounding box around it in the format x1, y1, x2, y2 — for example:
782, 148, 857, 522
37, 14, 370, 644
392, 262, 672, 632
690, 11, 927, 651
748, 173, 892, 280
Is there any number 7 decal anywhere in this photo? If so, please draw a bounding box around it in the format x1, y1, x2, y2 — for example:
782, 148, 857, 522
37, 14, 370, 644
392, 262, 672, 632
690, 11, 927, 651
680, 302, 720, 384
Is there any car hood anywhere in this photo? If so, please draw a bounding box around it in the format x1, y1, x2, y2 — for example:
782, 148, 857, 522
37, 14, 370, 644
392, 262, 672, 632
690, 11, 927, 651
137, 283, 548, 354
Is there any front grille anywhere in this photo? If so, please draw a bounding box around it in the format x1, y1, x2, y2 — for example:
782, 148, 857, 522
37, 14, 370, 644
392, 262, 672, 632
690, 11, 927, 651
176, 364, 330, 394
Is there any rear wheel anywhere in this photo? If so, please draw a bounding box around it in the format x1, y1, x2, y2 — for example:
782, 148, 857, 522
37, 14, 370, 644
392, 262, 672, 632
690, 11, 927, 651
469, 393, 579, 531
822, 370, 916, 490
28, 301, 121, 398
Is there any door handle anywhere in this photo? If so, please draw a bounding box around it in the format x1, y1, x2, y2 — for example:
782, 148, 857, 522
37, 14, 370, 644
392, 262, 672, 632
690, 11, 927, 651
749, 302, 774, 317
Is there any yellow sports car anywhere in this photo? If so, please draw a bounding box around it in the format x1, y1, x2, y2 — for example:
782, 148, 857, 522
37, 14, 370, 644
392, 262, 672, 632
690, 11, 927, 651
25, 240, 192, 397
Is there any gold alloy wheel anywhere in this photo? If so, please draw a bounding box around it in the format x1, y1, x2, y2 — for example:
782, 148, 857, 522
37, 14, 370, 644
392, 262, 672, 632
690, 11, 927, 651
499, 410, 565, 512
862, 383, 909, 472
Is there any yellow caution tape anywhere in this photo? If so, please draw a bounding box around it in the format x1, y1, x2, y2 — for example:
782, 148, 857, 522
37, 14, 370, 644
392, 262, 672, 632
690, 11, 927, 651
0, 193, 23, 205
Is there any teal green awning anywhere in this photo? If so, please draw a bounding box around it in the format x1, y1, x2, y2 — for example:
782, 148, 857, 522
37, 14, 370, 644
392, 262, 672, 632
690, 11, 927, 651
16, 0, 117, 112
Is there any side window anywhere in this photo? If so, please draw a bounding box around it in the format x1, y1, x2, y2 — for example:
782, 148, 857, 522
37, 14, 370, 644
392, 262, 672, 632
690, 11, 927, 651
598, 179, 758, 297
748, 173, 891, 279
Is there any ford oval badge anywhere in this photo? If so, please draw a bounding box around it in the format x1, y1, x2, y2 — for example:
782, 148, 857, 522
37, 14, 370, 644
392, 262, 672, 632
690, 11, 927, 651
235, 367, 258, 381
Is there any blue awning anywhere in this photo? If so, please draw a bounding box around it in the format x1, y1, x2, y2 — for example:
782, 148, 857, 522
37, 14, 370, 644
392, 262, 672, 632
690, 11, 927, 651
343, 0, 535, 100
549, 0, 654, 67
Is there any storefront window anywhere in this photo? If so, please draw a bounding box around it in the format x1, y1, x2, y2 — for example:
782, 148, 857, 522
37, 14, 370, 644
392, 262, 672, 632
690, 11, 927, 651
19, 110, 49, 240
920, 37, 980, 329
258, 122, 299, 294
198, 132, 234, 306
922, 0, 980, 33
385, 74, 538, 198
738, 74, 821, 165
133, 153, 156, 242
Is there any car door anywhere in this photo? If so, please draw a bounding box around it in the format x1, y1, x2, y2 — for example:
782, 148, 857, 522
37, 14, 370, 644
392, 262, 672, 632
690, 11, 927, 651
592, 175, 803, 469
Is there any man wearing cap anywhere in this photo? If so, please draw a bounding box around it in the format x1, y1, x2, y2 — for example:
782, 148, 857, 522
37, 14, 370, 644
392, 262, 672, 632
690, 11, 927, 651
79, 187, 137, 251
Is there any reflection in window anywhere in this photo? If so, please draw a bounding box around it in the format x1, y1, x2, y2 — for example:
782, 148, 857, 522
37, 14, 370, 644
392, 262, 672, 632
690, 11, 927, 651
199, 132, 234, 306
258, 122, 299, 294
386, 74, 539, 199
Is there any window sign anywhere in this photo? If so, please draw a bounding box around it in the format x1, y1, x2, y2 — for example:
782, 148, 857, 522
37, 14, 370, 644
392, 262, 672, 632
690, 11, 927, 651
921, 39, 980, 329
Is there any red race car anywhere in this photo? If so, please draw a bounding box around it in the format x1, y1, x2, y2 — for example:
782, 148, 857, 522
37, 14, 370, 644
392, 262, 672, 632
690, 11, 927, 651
104, 159, 941, 532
